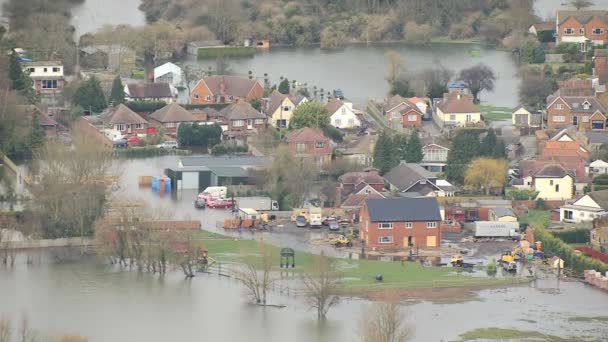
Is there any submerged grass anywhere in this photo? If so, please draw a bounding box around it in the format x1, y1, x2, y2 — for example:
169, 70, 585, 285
568, 316, 608, 323
458, 327, 588, 342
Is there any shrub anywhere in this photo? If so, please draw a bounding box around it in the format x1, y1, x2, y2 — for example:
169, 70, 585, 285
555, 43, 579, 55
552, 228, 590, 244
506, 189, 539, 200
535, 198, 545, 210
486, 259, 497, 276
322, 126, 344, 143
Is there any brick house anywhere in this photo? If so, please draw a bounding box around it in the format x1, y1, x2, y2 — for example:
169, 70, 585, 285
546, 90, 607, 130
148, 103, 197, 133
383, 95, 422, 128
283, 127, 332, 166
556, 10, 608, 50
102, 104, 149, 136
190, 75, 264, 105
336, 170, 385, 208
359, 197, 442, 249
219, 102, 267, 132
594, 49, 608, 77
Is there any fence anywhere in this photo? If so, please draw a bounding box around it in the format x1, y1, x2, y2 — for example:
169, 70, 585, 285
575, 247, 608, 264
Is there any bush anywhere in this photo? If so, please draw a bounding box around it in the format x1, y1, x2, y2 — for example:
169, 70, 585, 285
593, 174, 608, 185
506, 189, 539, 200
211, 144, 248, 155
178, 123, 222, 149
537, 30, 555, 43
114, 146, 191, 158
555, 43, 579, 55
552, 228, 590, 244
197, 47, 255, 59
535, 198, 545, 210
126, 101, 167, 113
486, 259, 497, 276
521, 41, 545, 64
322, 126, 344, 143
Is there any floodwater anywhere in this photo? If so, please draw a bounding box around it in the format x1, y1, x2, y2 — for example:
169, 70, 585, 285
70, 0, 145, 39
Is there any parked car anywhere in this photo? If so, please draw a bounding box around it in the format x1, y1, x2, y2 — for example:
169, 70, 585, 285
113, 138, 128, 149
156, 140, 178, 149
295, 215, 308, 228
194, 199, 206, 209
207, 198, 234, 209
126, 136, 141, 146
328, 219, 339, 231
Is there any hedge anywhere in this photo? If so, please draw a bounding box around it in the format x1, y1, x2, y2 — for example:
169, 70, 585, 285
126, 101, 167, 113
197, 47, 255, 59
114, 146, 191, 158
533, 226, 608, 273
211, 144, 248, 155
551, 228, 589, 244
183, 103, 230, 110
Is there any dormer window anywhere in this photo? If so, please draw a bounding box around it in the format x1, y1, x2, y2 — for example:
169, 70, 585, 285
583, 101, 591, 110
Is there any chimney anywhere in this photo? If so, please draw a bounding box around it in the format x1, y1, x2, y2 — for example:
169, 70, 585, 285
219, 78, 226, 95
457, 93, 461, 100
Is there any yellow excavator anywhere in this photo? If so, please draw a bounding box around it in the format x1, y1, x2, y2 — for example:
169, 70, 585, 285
500, 247, 523, 263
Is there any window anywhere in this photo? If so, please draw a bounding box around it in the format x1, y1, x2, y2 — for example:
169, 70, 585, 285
194, 94, 200, 99
41, 80, 57, 89
52, 67, 60, 72
408, 115, 417, 121
583, 102, 590, 110
254, 119, 265, 125
593, 28, 604, 35
232, 120, 245, 127
28, 68, 35, 73
378, 236, 394, 244
228, 96, 234, 100
550, 180, 554, 185
553, 115, 565, 122
341, 108, 346, 114
296, 142, 306, 153
165, 122, 176, 128
283, 106, 290, 112
405, 222, 413, 229
583, 116, 590, 123
334, 119, 342, 126
580, 28, 585, 35
116, 124, 125, 131
450, 114, 456, 120
555, 184, 560, 192
134, 123, 143, 129
315, 141, 325, 148
555, 103, 564, 110
378, 222, 393, 229
43, 68, 47, 72
564, 210, 573, 220
348, 119, 355, 126
426, 222, 437, 229
205, 95, 211, 101
564, 28, 574, 35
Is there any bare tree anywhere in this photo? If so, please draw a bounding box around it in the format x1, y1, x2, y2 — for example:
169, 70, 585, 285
458, 63, 496, 104
360, 291, 413, 342
569, 0, 595, 10
301, 253, 342, 319
232, 241, 275, 304
518, 68, 556, 110
182, 65, 202, 103
0, 318, 12, 342
385, 50, 403, 86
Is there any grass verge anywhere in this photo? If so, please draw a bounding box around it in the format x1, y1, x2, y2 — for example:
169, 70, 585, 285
458, 328, 587, 342
518, 209, 550, 229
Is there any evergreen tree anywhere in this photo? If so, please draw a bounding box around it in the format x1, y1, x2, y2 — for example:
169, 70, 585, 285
73, 77, 107, 113
445, 130, 482, 184
404, 130, 423, 163
493, 140, 507, 159
9, 52, 37, 103
480, 129, 497, 156
392, 134, 408, 162
28, 113, 45, 156
109, 76, 124, 105
373, 132, 397, 175
278, 78, 290, 94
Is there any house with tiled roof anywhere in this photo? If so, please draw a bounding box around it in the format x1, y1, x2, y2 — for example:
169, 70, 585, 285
546, 89, 607, 130
219, 102, 267, 132
383, 95, 423, 128
556, 10, 608, 49
283, 127, 331, 166
148, 103, 197, 133
560, 190, 608, 223
383, 162, 456, 197
124, 82, 175, 103
263, 90, 308, 129
326, 98, 361, 129
102, 104, 149, 136
190, 75, 264, 105
532, 164, 575, 200
337, 134, 377, 167
435, 91, 481, 127
512, 105, 541, 128
517, 158, 587, 195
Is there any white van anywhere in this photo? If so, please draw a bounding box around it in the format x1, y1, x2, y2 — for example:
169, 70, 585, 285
198, 186, 227, 200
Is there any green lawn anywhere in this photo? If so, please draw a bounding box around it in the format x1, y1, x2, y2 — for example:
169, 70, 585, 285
479, 105, 512, 122
518, 209, 550, 229
458, 328, 588, 342
194, 231, 527, 291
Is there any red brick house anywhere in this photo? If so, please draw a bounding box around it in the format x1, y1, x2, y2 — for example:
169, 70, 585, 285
336, 170, 385, 208
546, 90, 607, 130
382, 95, 423, 128
148, 103, 197, 133
219, 102, 267, 132
190, 75, 264, 105
359, 197, 442, 249
594, 49, 608, 77
103, 104, 149, 136
556, 10, 608, 50
283, 127, 332, 166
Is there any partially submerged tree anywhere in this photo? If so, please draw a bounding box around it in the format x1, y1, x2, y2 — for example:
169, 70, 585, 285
458, 64, 496, 104
301, 253, 342, 320
464, 158, 508, 195
360, 291, 413, 342
518, 68, 556, 110
385, 50, 403, 86
232, 242, 275, 304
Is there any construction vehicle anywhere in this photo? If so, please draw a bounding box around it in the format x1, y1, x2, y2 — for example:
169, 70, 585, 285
450, 255, 475, 268
500, 247, 523, 263
502, 261, 517, 272
333, 234, 353, 247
